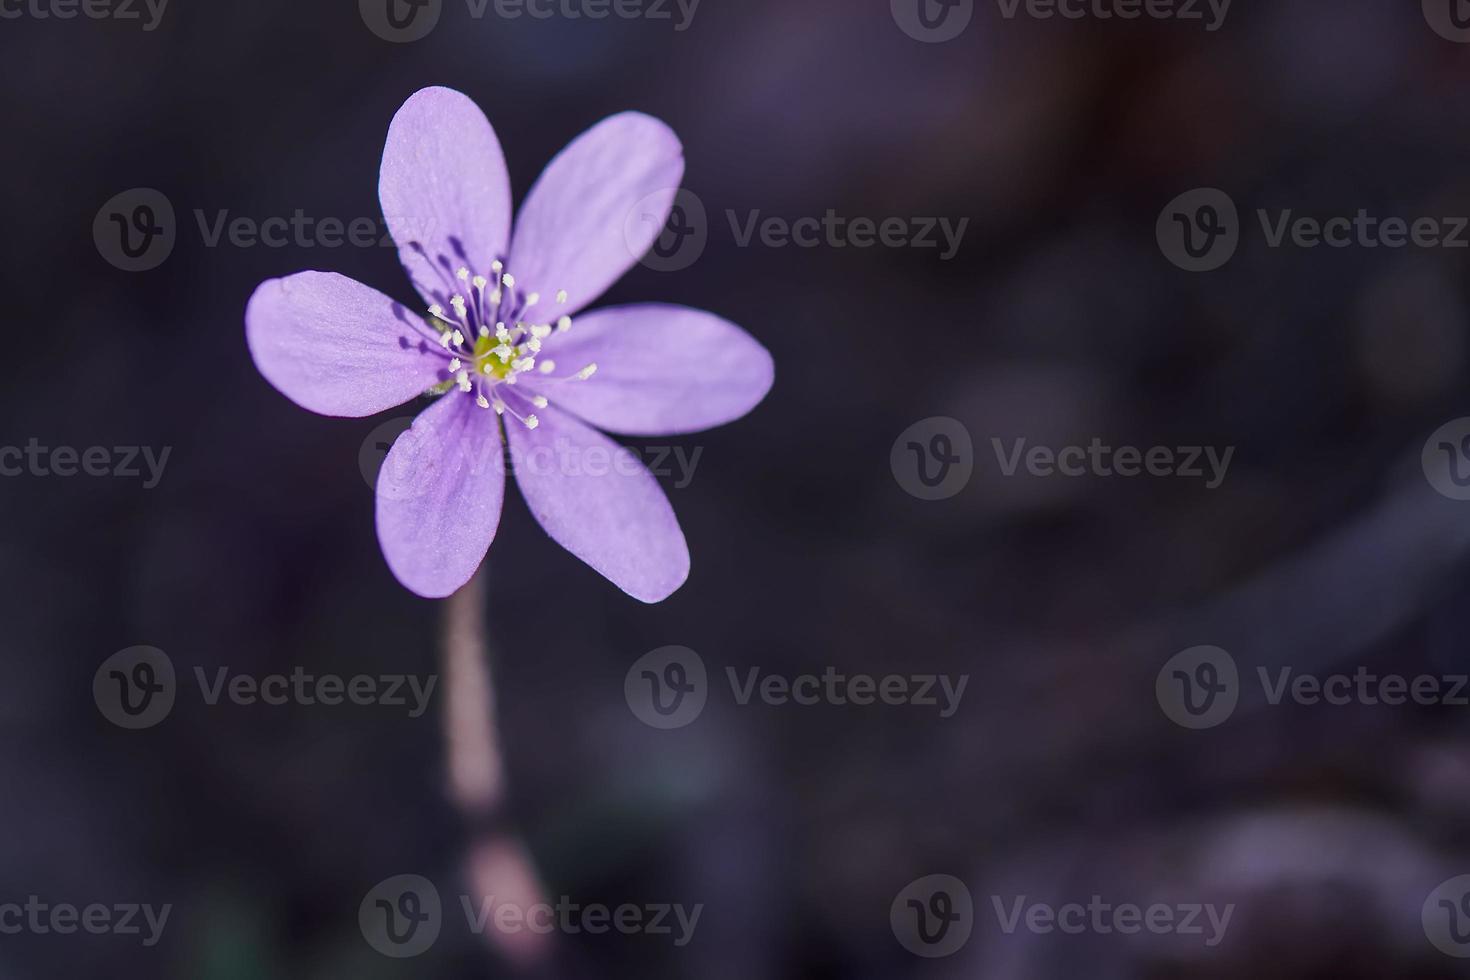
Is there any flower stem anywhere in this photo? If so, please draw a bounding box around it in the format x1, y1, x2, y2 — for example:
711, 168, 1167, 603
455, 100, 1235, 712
442, 566, 552, 968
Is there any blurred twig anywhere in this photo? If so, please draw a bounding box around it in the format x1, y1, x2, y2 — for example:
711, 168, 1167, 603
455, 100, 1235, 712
443, 566, 552, 969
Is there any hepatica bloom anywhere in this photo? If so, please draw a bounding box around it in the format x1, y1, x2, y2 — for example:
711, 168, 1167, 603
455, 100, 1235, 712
246, 87, 773, 601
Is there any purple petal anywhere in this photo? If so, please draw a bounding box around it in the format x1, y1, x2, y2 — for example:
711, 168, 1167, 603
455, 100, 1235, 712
376, 393, 506, 599
508, 113, 684, 315
245, 271, 447, 417
530, 304, 774, 436
504, 403, 689, 603
380, 86, 513, 306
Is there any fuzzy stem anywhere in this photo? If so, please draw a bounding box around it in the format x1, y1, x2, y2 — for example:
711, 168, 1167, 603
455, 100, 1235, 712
442, 567, 552, 968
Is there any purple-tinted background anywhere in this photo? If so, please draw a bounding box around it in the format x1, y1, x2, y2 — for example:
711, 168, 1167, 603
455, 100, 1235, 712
6, 0, 1470, 976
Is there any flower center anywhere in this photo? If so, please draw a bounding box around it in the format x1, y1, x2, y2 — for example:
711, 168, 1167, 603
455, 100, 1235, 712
414, 261, 596, 430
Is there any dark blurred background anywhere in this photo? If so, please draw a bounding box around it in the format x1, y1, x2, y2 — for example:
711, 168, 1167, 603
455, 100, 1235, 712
10, 0, 1470, 976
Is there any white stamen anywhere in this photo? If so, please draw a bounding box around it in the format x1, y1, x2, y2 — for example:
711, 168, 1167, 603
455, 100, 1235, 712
451, 330, 464, 346
493, 344, 513, 362
512, 357, 535, 373
523, 414, 539, 430
501, 273, 516, 289
530, 395, 548, 409
438, 332, 452, 350
492, 398, 506, 415
478, 325, 490, 338
472, 275, 487, 289
530, 324, 552, 340
476, 394, 490, 409
491, 260, 503, 273
428, 304, 444, 318
576, 363, 598, 380
539, 360, 556, 374
525, 292, 540, 308
556, 289, 568, 305
448, 358, 461, 372
456, 267, 470, 281
495, 322, 510, 341
527, 338, 542, 354
556, 315, 572, 333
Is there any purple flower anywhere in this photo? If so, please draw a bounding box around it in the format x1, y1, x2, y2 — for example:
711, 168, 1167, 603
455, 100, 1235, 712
246, 87, 773, 602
